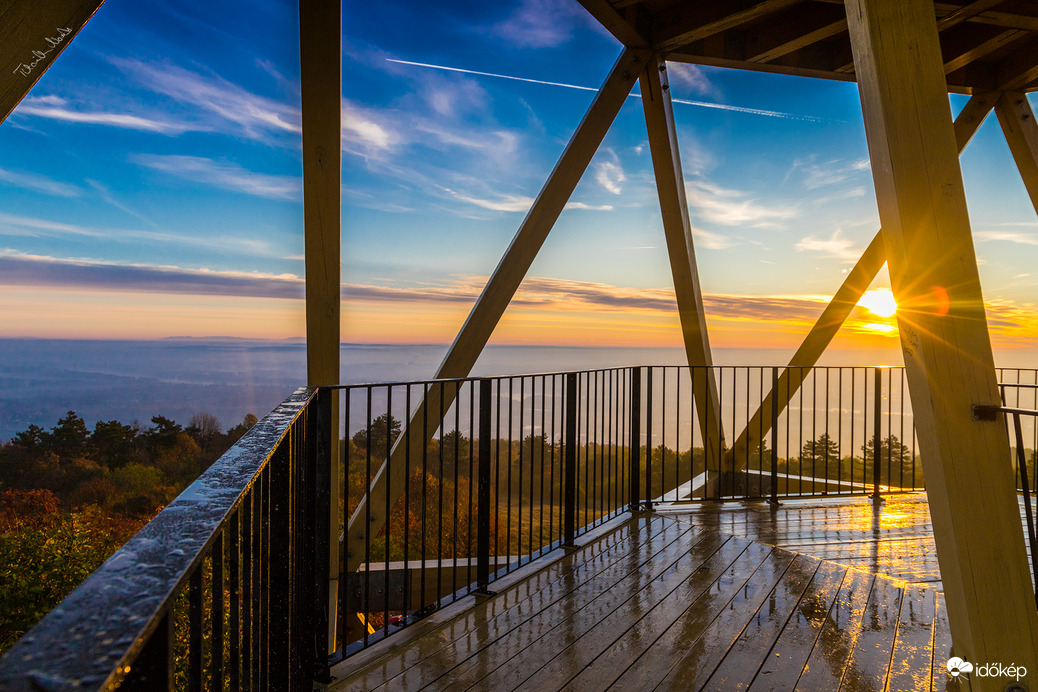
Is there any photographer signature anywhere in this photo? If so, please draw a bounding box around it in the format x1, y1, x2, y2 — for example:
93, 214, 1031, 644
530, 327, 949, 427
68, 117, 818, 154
12, 27, 73, 77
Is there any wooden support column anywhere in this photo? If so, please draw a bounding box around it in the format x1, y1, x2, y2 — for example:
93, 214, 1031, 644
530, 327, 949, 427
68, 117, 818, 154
995, 91, 1038, 218
727, 94, 996, 470
846, 0, 1038, 677
344, 49, 647, 575
300, 0, 341, 654
0, 0, 105, 124
639, 57, 724, 471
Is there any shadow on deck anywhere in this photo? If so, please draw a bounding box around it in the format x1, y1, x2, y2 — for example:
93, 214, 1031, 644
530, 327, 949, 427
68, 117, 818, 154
330, 495, 964, 691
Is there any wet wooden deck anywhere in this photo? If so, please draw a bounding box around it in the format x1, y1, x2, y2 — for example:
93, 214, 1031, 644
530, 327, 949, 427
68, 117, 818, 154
330, 503, 961, 691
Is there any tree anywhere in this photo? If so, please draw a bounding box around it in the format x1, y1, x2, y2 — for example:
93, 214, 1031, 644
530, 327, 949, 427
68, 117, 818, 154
12, 425, 45, 451
862, 434, 911, 465
186, 412, 222, 451
49, 412, 89, 461
801, 433, 840, 467
352, 414, 401, 455
226, 414, 258, 443
89, 420, 137, 468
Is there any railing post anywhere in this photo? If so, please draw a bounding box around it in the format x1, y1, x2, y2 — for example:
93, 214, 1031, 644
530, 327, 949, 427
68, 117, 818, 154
645, 368, 653, 510
312, 387, 332, 683
872, 368, 882, 502
122, 612, 172, 691
476, 379, 492, 593
564, 372, 578, 547
770, 367, 779, 505
1012, 412, 1038, 608
629, 367, 641, 512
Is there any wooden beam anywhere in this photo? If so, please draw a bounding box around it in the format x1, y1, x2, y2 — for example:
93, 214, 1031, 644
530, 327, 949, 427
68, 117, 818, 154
576, 0, 648, 47
300, 0, 341, 652
749, 19, 848, 64
639, 57, 724, 469
725, 94, 995, 472
993, 34, 1038, 91
345, 49, 647, 574
846, 0, 1038, 679
943, 28, 1027, 75
0, 0, 105, 125
651, 0, 803, 54
995, 91, 1038, 217
935, 0, 1005, 31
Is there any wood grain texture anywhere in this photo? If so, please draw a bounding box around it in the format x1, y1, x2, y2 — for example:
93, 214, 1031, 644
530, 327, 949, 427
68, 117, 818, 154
846, 0, 1038, 678
0, 0, 105, 124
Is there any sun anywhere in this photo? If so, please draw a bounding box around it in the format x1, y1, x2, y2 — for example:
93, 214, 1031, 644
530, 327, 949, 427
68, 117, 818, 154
857, 289, 898, 318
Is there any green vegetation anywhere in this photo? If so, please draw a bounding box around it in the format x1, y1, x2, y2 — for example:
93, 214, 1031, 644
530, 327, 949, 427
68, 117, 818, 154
0, 410, 257, 654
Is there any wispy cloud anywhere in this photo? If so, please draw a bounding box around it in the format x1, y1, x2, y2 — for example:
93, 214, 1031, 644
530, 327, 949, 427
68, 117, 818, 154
0, 251, 304, 299
343, 100, 394, 155
0, 165, 81, 197
0, 213, 286, 258
692, 227, 735, 250
85, 179, 158, 228
594, 153, 626, 195
665, 63, 719, 97
112, 59, 301, 141
687, 180, 797, 228
788, 157, 870, 190
132, 155, 300, 201
442, 188, 533, 212
975, 230, 1038, 245
492, 0, 583, 48
796, 228, 861, 261
13, 95, 193, 134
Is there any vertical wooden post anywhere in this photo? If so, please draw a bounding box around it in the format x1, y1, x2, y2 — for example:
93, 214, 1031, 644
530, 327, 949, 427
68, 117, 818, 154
995, 90, 1038, 218
299, 0, 341, 656
639, 56, 724, 471
846, 0, 1038, 676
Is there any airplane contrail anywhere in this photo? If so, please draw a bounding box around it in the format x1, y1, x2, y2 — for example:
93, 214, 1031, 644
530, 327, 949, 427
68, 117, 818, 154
386, 57, 836, 124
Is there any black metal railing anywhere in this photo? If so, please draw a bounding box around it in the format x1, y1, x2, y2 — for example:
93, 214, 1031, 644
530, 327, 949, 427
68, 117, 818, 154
11, 363, 1038, 687
0, 387, 328, 691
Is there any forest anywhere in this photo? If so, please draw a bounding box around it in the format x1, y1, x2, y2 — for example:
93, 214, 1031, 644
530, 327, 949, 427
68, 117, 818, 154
0, 406, 987, 654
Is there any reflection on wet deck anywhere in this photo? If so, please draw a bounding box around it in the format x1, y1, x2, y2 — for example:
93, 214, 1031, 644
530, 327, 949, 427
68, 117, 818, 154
662, 492, 944, 588
332, 509, 961, 691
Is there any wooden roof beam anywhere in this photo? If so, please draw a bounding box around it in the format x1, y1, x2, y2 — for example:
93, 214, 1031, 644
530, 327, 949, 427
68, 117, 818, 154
651, 0, 804, 54
0, 0, 106, 125
992, 34, 1038, 90
935, 0, 1006, 30
576, 0, 648, 47
943, 28, 1028, 74
749, 18, 847, 63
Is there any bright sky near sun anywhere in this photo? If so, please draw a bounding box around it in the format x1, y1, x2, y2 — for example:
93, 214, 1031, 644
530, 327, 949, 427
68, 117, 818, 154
2, 0, 1038, 349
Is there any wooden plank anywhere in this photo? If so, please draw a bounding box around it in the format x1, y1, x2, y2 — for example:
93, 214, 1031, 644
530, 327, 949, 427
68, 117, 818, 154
595, 541, 774, 691
640, 57, 724, 468
451, 530, 736, 691
747, 560, 848, 691
701, 554, 822, 691
944, 28, 1028, 75
793, 568, 875, 691
369, 520, 704, 691
344, 49, 647, 574
837, 575, 903, 691
655, 551, 811, 691
846, 0, 1038, 677
651, 0, 804, 54
995, 90, 1038, 218
750, 19, 848, 64
992, 35, 1038, 90
936, 0, 1007, 31
0, 0, 105, 124
339, 516, 674, 690
887, 587, 937, 692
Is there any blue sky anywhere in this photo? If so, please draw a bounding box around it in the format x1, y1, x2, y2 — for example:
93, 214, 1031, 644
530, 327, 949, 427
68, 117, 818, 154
2, 0, 1037, 349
